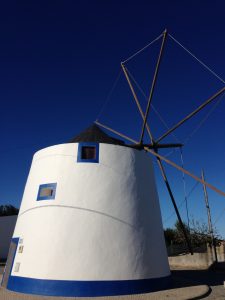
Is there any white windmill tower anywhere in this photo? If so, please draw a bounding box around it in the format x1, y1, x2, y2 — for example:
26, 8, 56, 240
2, 29, 225, 297
2, 124, 171, 297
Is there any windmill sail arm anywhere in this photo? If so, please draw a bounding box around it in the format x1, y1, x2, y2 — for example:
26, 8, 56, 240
139, 29, 167, 144
94, 121, 137, 143
156, 86, 225, 143
145, 147, 225, 198
96, 121, 193, 254
96, 121, 225, 199
120, 63, 154, 143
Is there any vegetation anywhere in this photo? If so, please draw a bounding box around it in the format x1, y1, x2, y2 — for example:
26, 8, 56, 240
0, 205, 19, 216
164, 219, 222, 249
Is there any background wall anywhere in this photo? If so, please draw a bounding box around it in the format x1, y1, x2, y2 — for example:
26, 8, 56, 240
0, 216, 17, 260
169, 243, 225, 269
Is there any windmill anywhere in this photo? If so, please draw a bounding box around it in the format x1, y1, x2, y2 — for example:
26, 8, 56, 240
2, 29, 225, 298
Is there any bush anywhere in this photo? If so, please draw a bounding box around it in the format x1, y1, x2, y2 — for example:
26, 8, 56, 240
164, 218, 221, 248
0, 205, 19, 216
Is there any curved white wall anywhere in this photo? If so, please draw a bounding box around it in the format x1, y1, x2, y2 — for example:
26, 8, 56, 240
6, 143, 170, 296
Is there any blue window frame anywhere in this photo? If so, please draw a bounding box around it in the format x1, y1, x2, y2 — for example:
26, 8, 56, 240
37, 183, 57, 201
77, 143, 99, 163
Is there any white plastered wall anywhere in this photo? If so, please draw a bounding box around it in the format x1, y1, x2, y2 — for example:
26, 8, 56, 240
12, 143, 170, 280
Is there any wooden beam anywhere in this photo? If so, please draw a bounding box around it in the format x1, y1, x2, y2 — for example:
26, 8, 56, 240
139, 29, 167, 144
121, 63, 154, 143
95, 121, 137, 143
156, 152, 193, 254
201, 169, 218, 262
156, 86, 225, 143
96, 121, 225, 199
145, 147, 225, 198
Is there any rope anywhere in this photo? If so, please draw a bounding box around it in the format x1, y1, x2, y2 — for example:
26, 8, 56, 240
95, 121, 137, 143
123, 34, 225, 147
125, 67, 181, 143
124, 68, 184, 160
213, 207, 225, 225
186, 181, 199, 198
163, 148, 181, 158
95, 70, 122, 121
163, 199, 186, 224
180, 148, 190, 229
163, 181, 199, 224
184, 93, 225, 145
125, 49, 224, 147
169, 34, 225, 85
121, 33, 163, 64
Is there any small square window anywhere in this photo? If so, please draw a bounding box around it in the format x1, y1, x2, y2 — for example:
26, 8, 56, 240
40, 188, 54, 197
77, 143, 99, 163
18, 246, 24, 253
14, 262, 20, 272
37, 183, 57, 201
81, 146, 96, 160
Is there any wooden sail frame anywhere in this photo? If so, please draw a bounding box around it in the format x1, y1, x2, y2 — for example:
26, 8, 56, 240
96, 29, 225, 254
95, 121, 225, 199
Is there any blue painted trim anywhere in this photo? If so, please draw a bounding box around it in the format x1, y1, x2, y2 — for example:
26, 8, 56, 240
37, 183, 57, 201
9, 238, 20, 276
1, 237, 19, 287
77, 142, 99, 163
7, 275, 171, 297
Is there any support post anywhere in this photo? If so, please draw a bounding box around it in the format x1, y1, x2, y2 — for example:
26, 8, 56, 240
156, 153, 193, 254
201, 169, 218, 263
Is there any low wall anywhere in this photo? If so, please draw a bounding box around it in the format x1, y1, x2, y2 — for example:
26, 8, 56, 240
0, 216, 17, 260
169, 243, 225, 269
217, 242, 225, 262
169, 252, 212, 269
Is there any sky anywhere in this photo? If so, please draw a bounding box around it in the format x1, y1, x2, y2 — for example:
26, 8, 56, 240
1, 0, 225, 237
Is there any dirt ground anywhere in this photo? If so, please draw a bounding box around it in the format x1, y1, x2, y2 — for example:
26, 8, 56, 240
171, 263, 225, 299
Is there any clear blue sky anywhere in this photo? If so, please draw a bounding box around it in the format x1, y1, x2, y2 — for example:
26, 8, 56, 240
1, 1, 225, 237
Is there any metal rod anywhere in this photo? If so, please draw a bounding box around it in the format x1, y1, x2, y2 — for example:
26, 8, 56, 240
121, 63, 154, 143
156, 86, 225, 143
201, 169, 218, 263
139, 29, 168, 144
157, 154, 193, 254
145, 147, 225, 198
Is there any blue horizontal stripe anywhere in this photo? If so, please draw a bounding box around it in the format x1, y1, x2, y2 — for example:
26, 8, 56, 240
7, 275, 171, 297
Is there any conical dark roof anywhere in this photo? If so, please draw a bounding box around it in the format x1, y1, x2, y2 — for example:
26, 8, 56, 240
68, 124, 125, 145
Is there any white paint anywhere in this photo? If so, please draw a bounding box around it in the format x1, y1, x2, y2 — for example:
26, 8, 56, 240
12, 143, 170, 280
0, 216, 17, 260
